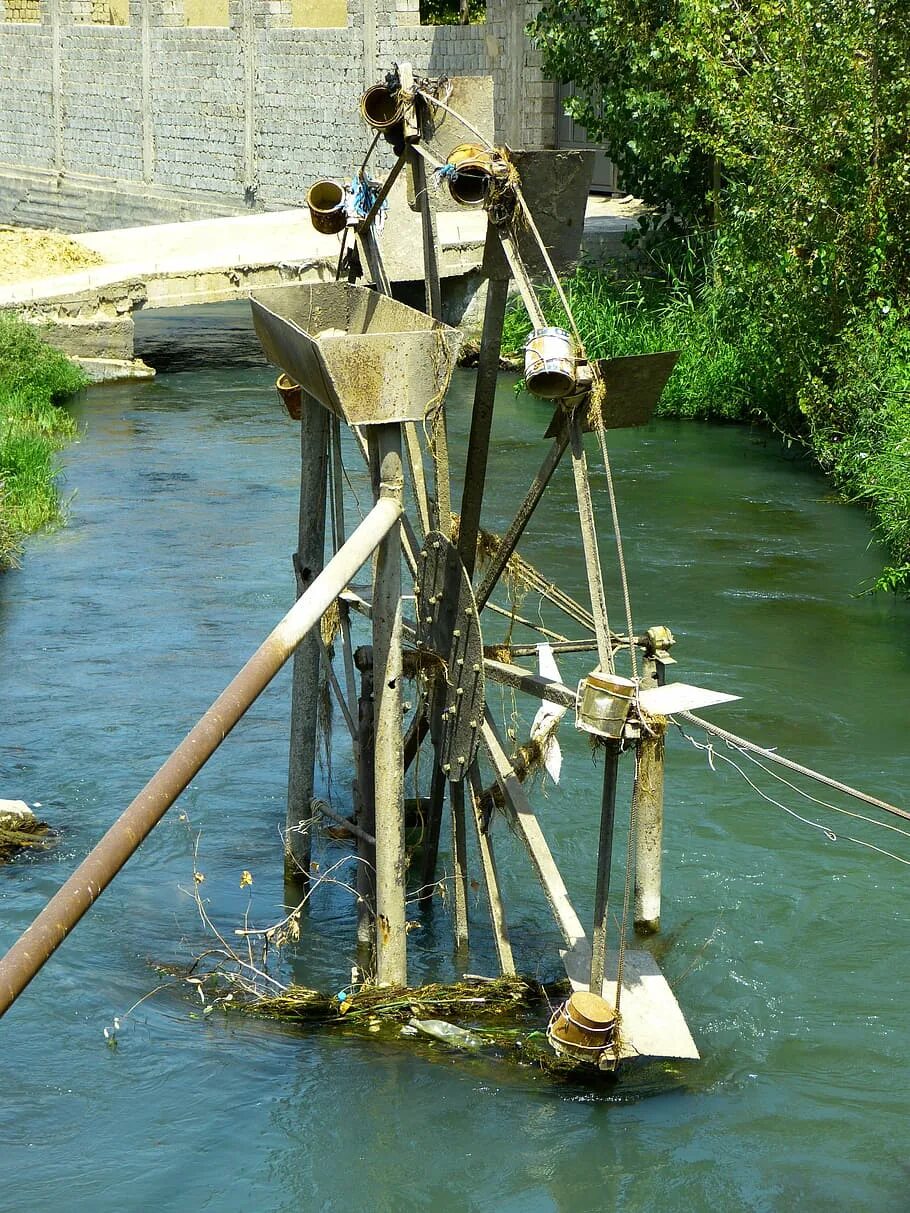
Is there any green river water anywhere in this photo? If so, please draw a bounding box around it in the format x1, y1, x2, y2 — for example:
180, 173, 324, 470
1, 303, 908, 1211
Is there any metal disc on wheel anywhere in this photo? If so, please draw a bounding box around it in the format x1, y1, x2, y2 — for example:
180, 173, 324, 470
414, 530, 485, 781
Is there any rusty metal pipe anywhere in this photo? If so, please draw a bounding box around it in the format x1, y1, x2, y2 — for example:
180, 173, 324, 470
0, 495, 402, 1019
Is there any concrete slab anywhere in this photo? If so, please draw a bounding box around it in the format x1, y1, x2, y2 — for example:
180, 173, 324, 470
0, 194, 643, 312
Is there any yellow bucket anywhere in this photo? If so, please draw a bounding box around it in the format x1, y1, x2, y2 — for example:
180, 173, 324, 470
576, 670, 636, 740
275, 373, 302, 420
360, 84, 404, 131
547, 991, 616, 1063
306, 180, 347, 236
445, 143, 494, 208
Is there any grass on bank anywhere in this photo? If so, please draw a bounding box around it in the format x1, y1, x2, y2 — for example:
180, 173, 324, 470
0, 311, 86, 570
502, 266, 910, 593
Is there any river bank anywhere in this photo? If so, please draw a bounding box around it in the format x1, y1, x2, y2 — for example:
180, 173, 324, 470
0, 312, 86, 569
502, 266, 910, 596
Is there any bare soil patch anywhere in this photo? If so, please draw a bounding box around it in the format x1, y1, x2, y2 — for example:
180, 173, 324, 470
0, 225, 104, 286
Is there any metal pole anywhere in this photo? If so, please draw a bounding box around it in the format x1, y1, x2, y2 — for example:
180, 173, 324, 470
0, 497, 402, 1019
475, 428, 570, 610
371, 426, 408, 986
286, 392, 329, 879
589, 741, 621, 998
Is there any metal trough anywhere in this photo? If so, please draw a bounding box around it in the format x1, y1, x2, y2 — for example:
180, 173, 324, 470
250, 283, 464, 427
544, 351, 681, 436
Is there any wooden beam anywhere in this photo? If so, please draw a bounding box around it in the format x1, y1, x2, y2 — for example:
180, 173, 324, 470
483, 657, 576, 709
568, 411, 613, 672
480, 713, 589, 976
286, 390, 329, 879
456, 228, 510, 579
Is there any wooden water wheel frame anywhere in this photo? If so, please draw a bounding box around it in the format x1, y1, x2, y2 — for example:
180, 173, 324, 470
260, 68, 698, 1067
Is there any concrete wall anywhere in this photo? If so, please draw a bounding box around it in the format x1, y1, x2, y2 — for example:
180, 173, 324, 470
0, 0, 558, 231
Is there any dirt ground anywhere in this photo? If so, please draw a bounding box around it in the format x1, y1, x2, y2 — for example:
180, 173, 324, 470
0, 225, 104, 286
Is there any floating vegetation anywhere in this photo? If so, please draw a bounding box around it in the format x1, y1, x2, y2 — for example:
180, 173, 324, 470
245, 975, 546, 1024
0, 815, 52, 863
208, 972, 615, 1079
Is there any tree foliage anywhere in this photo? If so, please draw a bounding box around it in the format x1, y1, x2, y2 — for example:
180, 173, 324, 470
529, 0, 910, 587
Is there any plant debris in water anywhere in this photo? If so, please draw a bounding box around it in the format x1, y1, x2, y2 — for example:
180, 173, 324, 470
245, 975, 549, 1025
200, 972, 612, 1080
0, 816, 52, 862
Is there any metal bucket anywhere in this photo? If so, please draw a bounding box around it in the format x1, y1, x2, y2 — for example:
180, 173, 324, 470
547, 991, 616, 1063
524, 327, 576, 399
445, 143, 493, 207
306, 180, 347, 236
360, 83, 404, 131
275, 373, 302, 420
576, 669, 636, 740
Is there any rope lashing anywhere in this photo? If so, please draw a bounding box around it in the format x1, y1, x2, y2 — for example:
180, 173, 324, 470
348, 174, 388, 233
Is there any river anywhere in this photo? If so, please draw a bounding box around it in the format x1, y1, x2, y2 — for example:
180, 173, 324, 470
1, 303, 908, 1211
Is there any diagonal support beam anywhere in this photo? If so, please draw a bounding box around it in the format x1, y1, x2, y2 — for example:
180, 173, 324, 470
468, 763, 515, 977
480, 713, 589, 979
568, 411, 614, 672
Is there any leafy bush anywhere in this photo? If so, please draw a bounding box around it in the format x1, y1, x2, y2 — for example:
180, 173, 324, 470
799, 308, 910, 590
503, 262, 755, 419
0, 311, 85, 568
528, 0, 910, 590
418, 0, 484, 25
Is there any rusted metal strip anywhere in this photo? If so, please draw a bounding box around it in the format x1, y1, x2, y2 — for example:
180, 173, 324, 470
457, 235, 509, 579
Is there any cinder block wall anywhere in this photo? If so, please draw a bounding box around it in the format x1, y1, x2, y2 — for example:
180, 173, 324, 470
0, 0, 558, 230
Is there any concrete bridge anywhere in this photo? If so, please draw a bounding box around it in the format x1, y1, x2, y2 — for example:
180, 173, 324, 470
0, 194, 640, 377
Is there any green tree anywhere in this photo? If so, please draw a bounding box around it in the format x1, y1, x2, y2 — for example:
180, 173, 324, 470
529, 0, 910, 586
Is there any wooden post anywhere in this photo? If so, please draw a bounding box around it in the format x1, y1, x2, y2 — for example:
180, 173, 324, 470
330, 415, 361, 739
457, 231, 510, 579
409, 133, 449, 531
286, 394, 330, 879
371, 426, 407, 986
450, 778, 470, 953
589, 741, 621, 998
634, 655, 665, 935
354, 645, 376, 950
568, 411, 614, 673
